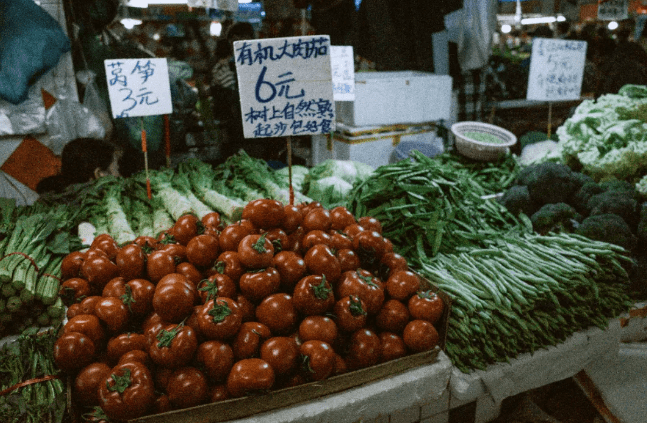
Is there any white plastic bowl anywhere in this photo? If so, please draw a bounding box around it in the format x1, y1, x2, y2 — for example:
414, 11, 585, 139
451, 121, 517, 161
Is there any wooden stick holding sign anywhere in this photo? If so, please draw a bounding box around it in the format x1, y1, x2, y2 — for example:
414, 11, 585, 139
547, 102, 553, 139
526, 38, 587, 139
103, 58, 173, 198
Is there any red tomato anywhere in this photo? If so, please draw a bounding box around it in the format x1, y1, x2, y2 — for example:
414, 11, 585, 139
242, 199, 285, 229
133, 235, 159, 250
263, 228, 289, 253
300, 230, 332, 252
58, 277, 91, 307
282, 204, 303, 233
66, 303, 82, 320
152, 273, 197, 323
146, 250, 176, 283
80, 254, 119, 292
332, 353, 347, 376
379, 252, 409, 279
166, 367, 209, 409
227, 358, 275, 398
74, 362, 112, 406
54, 332, 95, 373
202, 212, 222, 231
236, 294, 256, 323
142, 312, 166, 345
173, 214, 202, 246
186, 233, 220, 268
102, 276, 127, 298
91, 234, 119, 261
302, 208, 332, 232
300, 340, 335, 381
333, 296, 367, 333
336, 269, 385, 315
292, 275, 334, 316
237, 233, 275, 269
124, 278, 156, 318
118, 349, 153, 368
345, 328, 381, 370
286, 226, 305, 253
78, 295, 101, 316
60, 251, 85, 280
106, 333, 149, 364
260, 336, 300, 375
196, 340, 234, 382
402, 320, 439, 353
63, 314, 106, 348
255, 293, 299, 335
329, 206, 357, 231
149, 323, 198, 368
198, 298, 243, 340
238, 267, 281, 304
153, 393, 172, 415
408, 290, 444, 325
299, 201, 323, 215
176, 262, 204, 288
357, 216, 382, 234
303, 244, 341, 283
352, 230, 388, 262
198, 273, 237, 303
337, 249, 361, 273
386, 270, 421, 301
379, 332, 407, 363
210, 384, 231, 403
116, 244, 146, 281
343, 223, 366, 240
232, 321, 272, 360
98, 361, 155, 421
158, 242, 187, 263
213, 251, 245, 283
272, 251, 307, 292
94, 297, 129, 333
219, 221, 255, 252
375, 299, 410, 333
298, 316, 338, 345
329, 231, 353, 251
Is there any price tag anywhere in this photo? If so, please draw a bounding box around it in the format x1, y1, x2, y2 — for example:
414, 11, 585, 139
104, 58, 173, 118
235, 35, 336, 139
526, 38, 587, 102
331, 46, 355, 101
598, 0, 628, 21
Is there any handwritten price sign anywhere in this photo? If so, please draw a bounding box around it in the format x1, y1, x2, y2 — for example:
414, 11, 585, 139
331, 46, 355, 101
235, 35, 335, 139
526, 38, 587, 102
104, 58, 173, 119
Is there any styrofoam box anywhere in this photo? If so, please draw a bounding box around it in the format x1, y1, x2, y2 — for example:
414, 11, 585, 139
312, 126, 438, 169
335, 71, 453, 126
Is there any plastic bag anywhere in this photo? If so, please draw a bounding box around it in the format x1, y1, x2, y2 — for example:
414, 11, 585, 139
78, 70, 114, 140
0, 85, 47, 136
41, 97, 106, 156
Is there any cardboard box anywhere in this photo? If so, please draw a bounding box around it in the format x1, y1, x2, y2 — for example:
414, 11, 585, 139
312, 123, 440, 169
130, 277, 451, 423
335, 71, 452, 127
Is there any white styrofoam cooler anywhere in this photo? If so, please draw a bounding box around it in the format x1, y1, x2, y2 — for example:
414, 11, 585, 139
312, 123, 440, 169
335, 71, 452, 127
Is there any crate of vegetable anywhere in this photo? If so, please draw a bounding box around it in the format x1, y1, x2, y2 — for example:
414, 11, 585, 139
53, 199, 450, 423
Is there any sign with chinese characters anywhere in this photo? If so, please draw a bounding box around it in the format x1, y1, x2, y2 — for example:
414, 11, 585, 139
234, 35, 335, 139
526, 38, 587, 102
103, 58, 173, 118
331, 46, 355, 101
598, 0, 628, 21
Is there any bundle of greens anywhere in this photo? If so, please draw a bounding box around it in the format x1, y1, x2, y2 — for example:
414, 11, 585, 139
305, 159, 374, 209
421, 232, 633, 372
346, 150, 528, 263
0, 327, 66, 423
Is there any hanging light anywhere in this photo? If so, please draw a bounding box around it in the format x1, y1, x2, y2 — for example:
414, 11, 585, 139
608, 21, 619, 30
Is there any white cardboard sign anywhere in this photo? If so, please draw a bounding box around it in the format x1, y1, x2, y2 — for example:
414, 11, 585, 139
526, 38, 587, 102
331, 46, 355, 101
234, 35, 335, 139
598, 0, 628, 21
104, 58, 173, 118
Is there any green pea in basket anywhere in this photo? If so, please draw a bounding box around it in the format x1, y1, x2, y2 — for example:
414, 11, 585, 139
451, 121, 517, 161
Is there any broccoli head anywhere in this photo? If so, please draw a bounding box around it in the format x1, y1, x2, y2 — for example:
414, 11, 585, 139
530, 202, 579, 235
575, 213, 638, 252
587, 191, 640, 231
572, 181, 604, 214
636, 202, 647, 257
598, 179, 635, 193
516, 162, 582, 205
498, 185, 539, 216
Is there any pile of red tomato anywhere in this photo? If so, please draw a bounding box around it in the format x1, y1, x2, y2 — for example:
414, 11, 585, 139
54, 199, 445, 422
